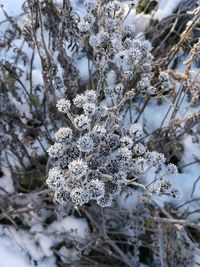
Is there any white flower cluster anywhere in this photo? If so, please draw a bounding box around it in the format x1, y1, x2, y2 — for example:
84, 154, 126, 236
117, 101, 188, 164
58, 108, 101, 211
78, 0, 162, 97
47, 88, 178, 207
46, 1, 177, 207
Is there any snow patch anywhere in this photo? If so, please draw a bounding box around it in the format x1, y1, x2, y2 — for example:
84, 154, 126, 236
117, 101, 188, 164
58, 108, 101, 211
154, 0, 182, 21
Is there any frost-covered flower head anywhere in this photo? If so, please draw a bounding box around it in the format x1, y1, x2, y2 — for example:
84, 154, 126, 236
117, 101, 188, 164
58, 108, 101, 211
83, 102, 97, 117
166, 163, 178, 175
73, 94, 86, 108
70, 187, 89, 205
78, 21, 90, 32
74, 114, 91, 131
56, 99, 71, 113
78, 134, 94, 152
55, 127, 73, 143
68, 159, 88, 180
46, 167, 66, 191
47, 143, 65, 158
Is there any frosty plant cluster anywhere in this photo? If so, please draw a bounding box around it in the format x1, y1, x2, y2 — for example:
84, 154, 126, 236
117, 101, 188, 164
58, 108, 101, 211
46, 0, 177, 207
46, 88, 178, 207
77, 0, 171, 97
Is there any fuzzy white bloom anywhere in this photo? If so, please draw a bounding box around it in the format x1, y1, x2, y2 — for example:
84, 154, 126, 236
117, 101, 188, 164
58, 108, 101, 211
148, 184, 160, 196
159, 71, 171, 92
141, 40, 152, 53
83, 14, 95, 24
122, 24, 135, 36
55, 127, 73, 143
74, 114, 91, 131
142, 63, 152, 72
127, 49, 142, 66
115, 51, 129, 66
160, 180, 171, 192
118, 147, 132, 163
87, 179, 105, 199
46, 167, 66, 191
123, 38, 134, 49
137, 76, 151, 93
70, 187, 89, 205
85, 90, 97, 102
89, 34, 100, 50
56, 99, 71, 113
73, 94, 86, 108
78, 21, 90, 32
106, 0, 121, 13
77, 134, 94, 152
68, 159, 88, 180
171, 188, 180, 198
47, 142, 65, 158
106, 18, 118, 31
83, 102, 97, 116
132, 39, 142, 50
161, 81, 171, 92
46, 3, 178, 209
97, 195, 113, 207
166, 163, 178, 175
92, 125, 107, 138
145, 151, 166, 165
111, 33, 123, 50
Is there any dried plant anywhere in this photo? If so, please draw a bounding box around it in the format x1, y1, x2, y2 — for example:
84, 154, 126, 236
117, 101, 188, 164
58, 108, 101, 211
0, 1, 200, 266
